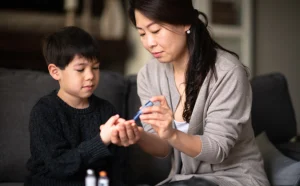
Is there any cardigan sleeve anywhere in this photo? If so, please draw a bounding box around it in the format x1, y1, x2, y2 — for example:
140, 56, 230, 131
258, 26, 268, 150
194, 65, 252, 164
28, 101, 112, 179
137, 65, 157, 134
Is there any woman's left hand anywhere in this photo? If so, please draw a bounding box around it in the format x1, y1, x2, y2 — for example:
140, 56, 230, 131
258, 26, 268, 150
111, 120, 142, 147
140, 96, 176, 140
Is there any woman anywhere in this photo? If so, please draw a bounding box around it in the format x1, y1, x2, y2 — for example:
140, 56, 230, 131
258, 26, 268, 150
111, 0, 270, 185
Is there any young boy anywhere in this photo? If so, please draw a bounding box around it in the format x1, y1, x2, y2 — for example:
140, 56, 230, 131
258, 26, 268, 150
25, 26, 130, 186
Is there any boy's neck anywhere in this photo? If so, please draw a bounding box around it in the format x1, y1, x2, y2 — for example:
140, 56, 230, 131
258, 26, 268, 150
57, 89, 89, 109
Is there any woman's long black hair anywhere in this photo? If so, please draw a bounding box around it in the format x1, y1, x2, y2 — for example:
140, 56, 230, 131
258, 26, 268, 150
128, 0, 238, 122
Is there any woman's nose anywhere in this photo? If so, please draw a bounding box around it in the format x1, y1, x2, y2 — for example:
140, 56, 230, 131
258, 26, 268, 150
146, 35, 157, 48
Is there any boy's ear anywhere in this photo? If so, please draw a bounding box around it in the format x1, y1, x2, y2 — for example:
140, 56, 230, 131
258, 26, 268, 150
48, 64, 61, 80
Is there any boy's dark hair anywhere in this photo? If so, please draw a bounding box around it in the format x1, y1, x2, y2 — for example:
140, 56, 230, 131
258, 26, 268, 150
43, 26, 101, 69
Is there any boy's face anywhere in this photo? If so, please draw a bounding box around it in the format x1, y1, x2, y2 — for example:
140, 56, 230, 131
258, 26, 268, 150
56, 55, 100, 101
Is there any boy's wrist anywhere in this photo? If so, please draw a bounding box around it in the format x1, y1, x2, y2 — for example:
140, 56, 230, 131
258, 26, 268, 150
99, 132, 110, 146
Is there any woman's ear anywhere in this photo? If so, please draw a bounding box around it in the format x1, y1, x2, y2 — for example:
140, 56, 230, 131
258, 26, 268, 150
184, 25, 191, 32
48, 64, 61, 80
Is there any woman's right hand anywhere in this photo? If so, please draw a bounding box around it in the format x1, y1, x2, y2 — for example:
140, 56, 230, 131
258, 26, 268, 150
140, 96, 176, 140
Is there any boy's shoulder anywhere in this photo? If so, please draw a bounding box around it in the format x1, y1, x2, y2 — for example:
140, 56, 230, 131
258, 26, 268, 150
31, 90, 58, 111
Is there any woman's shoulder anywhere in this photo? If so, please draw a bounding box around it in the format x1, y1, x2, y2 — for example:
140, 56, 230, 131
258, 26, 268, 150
214, 49, 249, 79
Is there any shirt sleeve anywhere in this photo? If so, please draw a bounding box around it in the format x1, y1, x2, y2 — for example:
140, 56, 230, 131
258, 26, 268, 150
194, 65, 252, 164
28, 101, 112, 179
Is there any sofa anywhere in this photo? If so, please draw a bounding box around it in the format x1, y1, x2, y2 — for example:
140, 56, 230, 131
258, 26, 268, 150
0, 67, 299, 186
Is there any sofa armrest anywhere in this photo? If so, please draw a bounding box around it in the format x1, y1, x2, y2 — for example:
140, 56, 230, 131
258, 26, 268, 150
277, 141, 300, 161
256, 132, 300, 186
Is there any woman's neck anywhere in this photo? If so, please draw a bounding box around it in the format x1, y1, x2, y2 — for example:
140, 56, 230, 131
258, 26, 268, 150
172, 46, 189, 76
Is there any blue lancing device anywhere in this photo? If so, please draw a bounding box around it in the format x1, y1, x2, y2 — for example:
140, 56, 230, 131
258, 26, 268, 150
133, 101, 154, 121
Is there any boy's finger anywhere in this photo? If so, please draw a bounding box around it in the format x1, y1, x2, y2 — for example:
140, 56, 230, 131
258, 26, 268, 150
99, 125, 104, 131
106, 114, 120, 126
125, 123, 135, 144
111, 128, 120, 144
117, 118, 125, 124
118, 124, 129, 146
132, 125, 140, 139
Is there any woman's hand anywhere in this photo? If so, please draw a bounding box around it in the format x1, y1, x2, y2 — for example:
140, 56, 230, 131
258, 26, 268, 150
111, 120, 143, 147
140, 96, 176, 140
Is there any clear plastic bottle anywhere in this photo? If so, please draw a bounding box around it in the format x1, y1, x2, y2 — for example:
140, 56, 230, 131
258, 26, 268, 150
98, 171, 109, 186
85, 169, 96, 186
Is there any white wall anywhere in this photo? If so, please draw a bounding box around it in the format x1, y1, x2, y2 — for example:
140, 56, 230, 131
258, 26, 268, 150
125, 24, 151, 75
255, 0, 300, 133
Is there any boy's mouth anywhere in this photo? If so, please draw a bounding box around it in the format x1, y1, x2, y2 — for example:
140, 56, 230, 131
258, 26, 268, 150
82, 85, 94, 90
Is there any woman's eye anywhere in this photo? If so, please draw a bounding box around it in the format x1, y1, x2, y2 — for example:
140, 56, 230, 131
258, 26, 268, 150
139, 33, 145, 37
93, 67, 100, 70
76, 69, 84, 72
152, 29, 160, 34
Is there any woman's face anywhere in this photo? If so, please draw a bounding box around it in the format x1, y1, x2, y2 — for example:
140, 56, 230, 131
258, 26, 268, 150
135, 10, 190, 64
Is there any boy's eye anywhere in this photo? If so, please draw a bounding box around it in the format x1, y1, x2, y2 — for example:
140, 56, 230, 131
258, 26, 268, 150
93, 67, 100, 70
76, 69, 84, 72
139, 33, 145, 37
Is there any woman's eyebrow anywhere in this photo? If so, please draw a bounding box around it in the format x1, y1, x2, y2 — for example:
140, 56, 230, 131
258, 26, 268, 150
136, 22, 156, 30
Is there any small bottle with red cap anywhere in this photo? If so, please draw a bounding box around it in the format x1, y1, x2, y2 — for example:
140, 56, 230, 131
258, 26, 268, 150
98, 171, 109, 186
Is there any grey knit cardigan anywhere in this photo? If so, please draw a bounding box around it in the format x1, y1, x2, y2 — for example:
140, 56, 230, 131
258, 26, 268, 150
137, 50, 270, 186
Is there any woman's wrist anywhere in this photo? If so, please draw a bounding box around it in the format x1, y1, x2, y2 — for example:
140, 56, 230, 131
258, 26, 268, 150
166, 128, 178, 143
137, 129, 147, 144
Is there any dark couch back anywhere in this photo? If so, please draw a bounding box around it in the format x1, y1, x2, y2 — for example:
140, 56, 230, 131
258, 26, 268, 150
251, 72, 297, 144
0, 68, 58, 182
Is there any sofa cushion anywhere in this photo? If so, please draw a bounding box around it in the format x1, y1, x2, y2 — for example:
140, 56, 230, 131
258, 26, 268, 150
94, 70, 127, 117
0, 68, 58, 182
0, 183, 23, 186
125, 144, 172, 186
256, 132, 300, 186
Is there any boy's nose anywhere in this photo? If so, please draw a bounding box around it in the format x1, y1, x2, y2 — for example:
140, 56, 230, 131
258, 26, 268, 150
86, 69, 94, 80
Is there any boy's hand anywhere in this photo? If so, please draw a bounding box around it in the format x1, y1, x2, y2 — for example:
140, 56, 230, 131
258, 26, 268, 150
100, 114, 120, 145
111, 120, 143, 147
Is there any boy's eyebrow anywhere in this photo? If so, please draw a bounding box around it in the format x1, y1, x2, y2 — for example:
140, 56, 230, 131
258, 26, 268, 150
75, 62, 87, 66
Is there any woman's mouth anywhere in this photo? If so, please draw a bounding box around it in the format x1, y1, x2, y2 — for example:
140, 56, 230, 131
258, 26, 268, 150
152, 52, 162, 58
